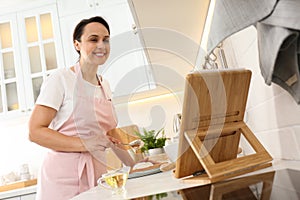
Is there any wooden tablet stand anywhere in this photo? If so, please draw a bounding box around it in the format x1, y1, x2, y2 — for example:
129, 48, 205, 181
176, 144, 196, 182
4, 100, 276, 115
174, 69, 272, 183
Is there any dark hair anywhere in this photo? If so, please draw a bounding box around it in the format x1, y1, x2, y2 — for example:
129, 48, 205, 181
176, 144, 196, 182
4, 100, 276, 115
73, 16, 110, 55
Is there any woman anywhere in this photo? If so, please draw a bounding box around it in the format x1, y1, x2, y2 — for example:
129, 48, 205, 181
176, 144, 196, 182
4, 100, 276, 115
29, 16, 136, 200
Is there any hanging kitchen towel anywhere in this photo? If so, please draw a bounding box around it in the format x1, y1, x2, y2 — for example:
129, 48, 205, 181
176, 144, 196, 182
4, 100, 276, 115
206, 0, 277, 54
257, 0, 300, 104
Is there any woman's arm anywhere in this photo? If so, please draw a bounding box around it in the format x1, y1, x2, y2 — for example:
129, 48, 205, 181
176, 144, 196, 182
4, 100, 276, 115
28, 104, 85, 152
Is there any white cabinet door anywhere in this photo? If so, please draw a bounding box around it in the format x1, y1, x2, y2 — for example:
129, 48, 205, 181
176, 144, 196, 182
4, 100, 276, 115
56, 0, 96, 18
20, 193, 36, 200
2, 197, 20, 200
98, 2, 153, 97
0, 3, 65, 118
17, 4, 65, 110
0, 14, 24, 117
56, 0, 126, 18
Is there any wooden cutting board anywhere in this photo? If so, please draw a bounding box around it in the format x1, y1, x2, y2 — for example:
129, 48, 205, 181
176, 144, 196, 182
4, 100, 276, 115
0, 179, 37, 192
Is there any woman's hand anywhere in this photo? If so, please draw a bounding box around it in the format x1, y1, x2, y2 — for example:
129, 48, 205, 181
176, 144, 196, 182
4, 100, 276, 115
81, 134, 118, 152
107, 135, 121, 145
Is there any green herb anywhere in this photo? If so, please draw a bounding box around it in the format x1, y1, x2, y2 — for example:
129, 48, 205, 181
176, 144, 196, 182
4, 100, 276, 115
135, 127, 166, 153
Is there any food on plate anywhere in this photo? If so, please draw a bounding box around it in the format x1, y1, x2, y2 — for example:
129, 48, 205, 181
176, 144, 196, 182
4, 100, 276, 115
133, 162, 154, 170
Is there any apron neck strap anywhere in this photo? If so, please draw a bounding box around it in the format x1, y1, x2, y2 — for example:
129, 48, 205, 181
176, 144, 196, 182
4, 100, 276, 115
74, 62, 81, 77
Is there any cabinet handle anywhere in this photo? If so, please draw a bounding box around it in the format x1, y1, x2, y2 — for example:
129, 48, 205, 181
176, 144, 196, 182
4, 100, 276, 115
95, 2, 99, 6
132, 24, 138, 34
87, 0, 94, 7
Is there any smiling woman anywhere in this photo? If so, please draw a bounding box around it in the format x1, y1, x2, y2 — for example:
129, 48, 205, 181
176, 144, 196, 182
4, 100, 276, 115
28, 16, 142, 200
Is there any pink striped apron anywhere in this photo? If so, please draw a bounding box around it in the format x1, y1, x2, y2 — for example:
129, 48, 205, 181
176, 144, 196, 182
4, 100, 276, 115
36, 63, 117, 200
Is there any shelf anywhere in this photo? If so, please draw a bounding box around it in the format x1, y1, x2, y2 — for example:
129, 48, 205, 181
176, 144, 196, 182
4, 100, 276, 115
0, 179, 37, 192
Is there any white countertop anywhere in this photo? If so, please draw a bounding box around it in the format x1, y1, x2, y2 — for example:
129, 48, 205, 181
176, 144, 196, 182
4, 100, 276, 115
0, 185, 36, 199
72, 169, 199, 200
71, 159, 300, 200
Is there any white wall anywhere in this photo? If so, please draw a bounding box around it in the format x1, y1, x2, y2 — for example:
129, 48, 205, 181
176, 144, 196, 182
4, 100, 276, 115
223, 26, 300, 160
115, 92, 183, 133
0, 116, 47, 179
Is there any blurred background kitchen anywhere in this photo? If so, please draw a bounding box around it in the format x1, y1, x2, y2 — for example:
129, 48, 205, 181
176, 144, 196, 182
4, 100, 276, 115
1, 0, 300, 191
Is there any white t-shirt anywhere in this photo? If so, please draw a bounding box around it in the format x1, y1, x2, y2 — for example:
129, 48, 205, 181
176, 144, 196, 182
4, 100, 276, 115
36, 67, 113, 130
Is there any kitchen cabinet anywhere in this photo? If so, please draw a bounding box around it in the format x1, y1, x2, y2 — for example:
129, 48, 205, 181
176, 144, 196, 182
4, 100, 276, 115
128, 0, 211, 94
0, 13, 22, 116
0, 184, 36, 200
56, 0, 126, 18
57, 0, 154, 99
0, 2, 64, 118
2, 197, 20, 200
20, 193, 36, 200
1, 193, 35, 200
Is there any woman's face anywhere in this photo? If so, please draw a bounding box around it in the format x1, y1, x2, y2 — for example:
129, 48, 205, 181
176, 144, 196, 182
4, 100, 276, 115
74, 22, 110, 66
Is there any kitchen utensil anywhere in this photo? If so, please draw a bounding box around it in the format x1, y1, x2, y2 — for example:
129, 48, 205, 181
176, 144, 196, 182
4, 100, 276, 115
121, 139, 144, 148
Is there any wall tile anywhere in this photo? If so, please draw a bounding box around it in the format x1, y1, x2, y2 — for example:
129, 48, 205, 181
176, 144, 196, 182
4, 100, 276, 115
259, 128, 300, 160
246, 92, 300, 133
225, 25, 300, 161
241, 127, 300, 160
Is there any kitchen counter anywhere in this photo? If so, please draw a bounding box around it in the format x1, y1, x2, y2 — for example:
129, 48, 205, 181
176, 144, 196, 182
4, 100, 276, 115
72, 168, 199, 200
0, 185, 36, 199
71, 159, 300, 200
